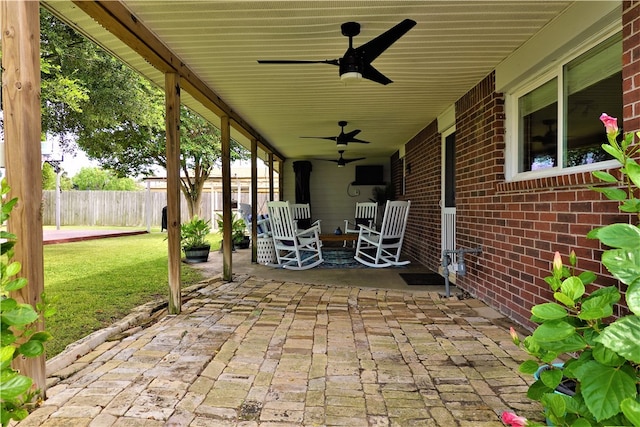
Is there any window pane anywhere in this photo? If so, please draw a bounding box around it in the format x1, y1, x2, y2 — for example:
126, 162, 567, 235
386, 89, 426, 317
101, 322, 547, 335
519, 78, 558, 172
564, 34, 622, 167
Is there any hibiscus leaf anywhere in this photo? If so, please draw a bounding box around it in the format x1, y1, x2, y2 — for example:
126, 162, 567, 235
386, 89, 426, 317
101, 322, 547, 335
592, 170, 618, 183
601, 249, 640, 285
1, 304, 38, 326
533, 320, 575, 343
596, 224, 640, 249
0, 371, 32, 400
532, 303, 567, 320
575, 361, 637, 421
595, 316, 640, 364
620, 398, 640, 427
626, 280, 640, 315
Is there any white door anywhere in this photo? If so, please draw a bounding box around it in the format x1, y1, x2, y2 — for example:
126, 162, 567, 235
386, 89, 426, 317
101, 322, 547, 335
441, 128, 456, 273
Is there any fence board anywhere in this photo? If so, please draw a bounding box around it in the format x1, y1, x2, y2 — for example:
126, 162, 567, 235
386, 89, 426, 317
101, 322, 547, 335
42, 190, 273, 228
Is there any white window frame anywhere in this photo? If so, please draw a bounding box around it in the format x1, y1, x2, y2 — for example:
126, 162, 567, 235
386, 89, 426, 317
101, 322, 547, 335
505, 27, 621, 182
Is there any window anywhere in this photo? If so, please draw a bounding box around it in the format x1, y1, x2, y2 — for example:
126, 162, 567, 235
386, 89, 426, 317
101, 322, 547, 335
511, 32, 622, 177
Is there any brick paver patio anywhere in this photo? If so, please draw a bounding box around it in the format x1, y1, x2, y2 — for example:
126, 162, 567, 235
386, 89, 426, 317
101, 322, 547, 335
20, 275, 541, 426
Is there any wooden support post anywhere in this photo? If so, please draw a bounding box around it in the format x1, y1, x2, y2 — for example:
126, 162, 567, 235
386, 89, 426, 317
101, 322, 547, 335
221, 115, 233, 281
250, 138, 258, 263
165, 72, 181, 314
1, 0, 46, 395
268, 152, 275, 201
277, 161, 283, 200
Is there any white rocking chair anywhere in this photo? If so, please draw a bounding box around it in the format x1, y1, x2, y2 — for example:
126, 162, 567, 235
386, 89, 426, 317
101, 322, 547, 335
343, 202, 378, 247
354, 200, 411, 268
290, 203, 322, 233
267, 201, 324, 270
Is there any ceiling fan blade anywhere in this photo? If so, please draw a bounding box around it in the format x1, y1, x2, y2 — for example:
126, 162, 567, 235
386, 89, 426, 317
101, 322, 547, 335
356, 19, 417, 64
361, 63, 392, 85
343, 157, 366, 164
300, 136, 338, 142
348, 138, 371, 144
344, 129, 361, 139
257, 59, 339, 66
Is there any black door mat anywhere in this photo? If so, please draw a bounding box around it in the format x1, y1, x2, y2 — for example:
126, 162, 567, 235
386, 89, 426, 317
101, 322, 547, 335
399, 272, 446, 286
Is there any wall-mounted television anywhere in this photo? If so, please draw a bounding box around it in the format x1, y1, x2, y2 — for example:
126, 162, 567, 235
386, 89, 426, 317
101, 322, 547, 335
353, 165, 385, 186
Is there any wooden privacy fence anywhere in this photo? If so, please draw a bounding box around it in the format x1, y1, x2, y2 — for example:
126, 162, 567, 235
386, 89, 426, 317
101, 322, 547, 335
42, 190, 274, 228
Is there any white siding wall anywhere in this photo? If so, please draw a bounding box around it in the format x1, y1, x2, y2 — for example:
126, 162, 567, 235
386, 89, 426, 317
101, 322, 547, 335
282, 157, 391, 233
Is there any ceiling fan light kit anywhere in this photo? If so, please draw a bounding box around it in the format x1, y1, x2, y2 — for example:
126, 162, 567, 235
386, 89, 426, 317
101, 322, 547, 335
340, 71, 362, 84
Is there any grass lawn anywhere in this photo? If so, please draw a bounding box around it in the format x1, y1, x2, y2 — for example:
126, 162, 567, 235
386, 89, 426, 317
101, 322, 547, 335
43, 231, 221, 359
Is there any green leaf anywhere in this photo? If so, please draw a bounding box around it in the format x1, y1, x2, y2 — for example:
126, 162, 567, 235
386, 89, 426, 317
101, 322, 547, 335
29, 331, 52, 343
532, 320, 575, 343
0, 298, 18, 312
554, 291, 576, 307
531, 303, 568, 320
592, 170, 618, 183
625, 159, 640, 188
0, 345, 15, 370
602, 143, 625, 163
0, 197, 17, 215
527, 380, 552, 400
542, 393, 567, 420
545, 275, 562, 291
602, 249, 640, 285
540, 367, 563, 389
627, 280, 640, 315
620, 398, 640, 427
579, 295, 614, 320
578, 271, 597, 286
537, 333, 586, 353
575, 361, 637, 422
595, 316, 640, 363
591, 186, 627, 201
0, 371, 32, 400
0, 304, 38, 326
592, 342, 626, 367
18, 340, 44, 358
620, 198, 640, 213
4, 261, 21, 278
596, 224, 640, 249
3, 277, 28, 292
570, 419, 593, 427
560, 276, 585, 301
519, 359, 539, 375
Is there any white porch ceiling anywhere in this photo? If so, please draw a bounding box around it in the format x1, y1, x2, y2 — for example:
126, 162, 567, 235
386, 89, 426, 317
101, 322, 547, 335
44, 1, 573, 163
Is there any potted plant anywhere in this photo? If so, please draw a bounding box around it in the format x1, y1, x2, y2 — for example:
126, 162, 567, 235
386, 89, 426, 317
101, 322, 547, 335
216, 212, 249, 250
502, 114, 640, 427
180, 215, 212, 263
370, 182, 395, 206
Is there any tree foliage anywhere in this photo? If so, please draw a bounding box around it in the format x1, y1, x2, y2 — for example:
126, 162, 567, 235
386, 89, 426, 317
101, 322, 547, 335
37, 9, 249, 217
72, 167, 141, 191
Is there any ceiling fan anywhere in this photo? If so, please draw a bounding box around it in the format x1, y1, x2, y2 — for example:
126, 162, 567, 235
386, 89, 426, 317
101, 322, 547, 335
532, 119, 557, 150
317, 150, 365, 168
301, 121, 371, 148
257, 19, 416, 85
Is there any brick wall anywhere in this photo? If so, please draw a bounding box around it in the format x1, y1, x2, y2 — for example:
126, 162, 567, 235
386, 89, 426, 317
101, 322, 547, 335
398, 0, 640, 327
623, 1, 640, 131
402, 121, 442, 271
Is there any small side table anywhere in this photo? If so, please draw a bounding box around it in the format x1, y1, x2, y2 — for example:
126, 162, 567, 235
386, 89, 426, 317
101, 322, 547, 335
257, 237, 276, 264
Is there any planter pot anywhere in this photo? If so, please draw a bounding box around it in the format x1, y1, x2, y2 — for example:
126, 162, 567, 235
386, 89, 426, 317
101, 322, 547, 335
183, 244, 211, 263
534, 363, 576, 426
235, 236, 250, 249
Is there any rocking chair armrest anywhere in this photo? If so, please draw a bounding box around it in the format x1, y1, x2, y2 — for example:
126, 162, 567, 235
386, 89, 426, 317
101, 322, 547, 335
357, 224, 379, 237
296, 223, 321, 238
